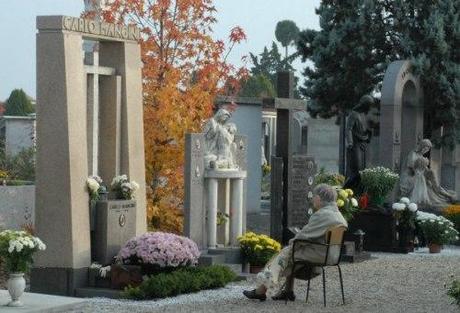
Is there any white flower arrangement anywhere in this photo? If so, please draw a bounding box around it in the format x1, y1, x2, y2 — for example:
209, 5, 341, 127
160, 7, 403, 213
86, 175, 105, 200
416, 211, 459, 244
0, 230, 46, 273
111, 175, 139, 200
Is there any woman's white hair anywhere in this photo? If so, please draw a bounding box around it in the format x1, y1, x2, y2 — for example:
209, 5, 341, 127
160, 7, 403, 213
313, 183, 337, 203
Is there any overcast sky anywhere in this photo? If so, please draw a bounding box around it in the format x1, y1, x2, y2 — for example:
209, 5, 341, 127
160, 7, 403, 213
0, 0, 320, 100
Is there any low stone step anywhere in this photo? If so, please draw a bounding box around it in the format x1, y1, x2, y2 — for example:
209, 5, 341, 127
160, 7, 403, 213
206, 247, 242, 263
75, 287, 122, 299
198, 253, 226, 266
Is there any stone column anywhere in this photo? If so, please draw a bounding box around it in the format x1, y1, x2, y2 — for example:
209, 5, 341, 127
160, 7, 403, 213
207, 178, 218, 248
99, 41, 147, 234
230, 178, 244, 246
32, 29, 90, 296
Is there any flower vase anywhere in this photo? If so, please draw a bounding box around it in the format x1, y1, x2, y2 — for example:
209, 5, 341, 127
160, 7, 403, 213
428, 243, 441, 254
7, 273, 26, 307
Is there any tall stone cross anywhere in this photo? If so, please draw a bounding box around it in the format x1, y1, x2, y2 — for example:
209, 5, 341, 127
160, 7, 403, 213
85, 51, 120, 176
265, 72, 317, 244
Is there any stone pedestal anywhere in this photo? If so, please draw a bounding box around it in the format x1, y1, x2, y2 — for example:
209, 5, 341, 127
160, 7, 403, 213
205, 170, 246, 249
93, 200, 137, 264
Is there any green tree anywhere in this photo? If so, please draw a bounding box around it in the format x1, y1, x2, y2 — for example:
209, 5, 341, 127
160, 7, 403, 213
390, 0, 460, 146
239, 74, 276, 98
275, 20, 300, 60
5, 89, 34, 116
249, 42, 300, 98
297, 0, 393, 118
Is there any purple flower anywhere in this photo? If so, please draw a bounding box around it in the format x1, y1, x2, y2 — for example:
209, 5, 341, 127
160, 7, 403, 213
116, 232, 200, 268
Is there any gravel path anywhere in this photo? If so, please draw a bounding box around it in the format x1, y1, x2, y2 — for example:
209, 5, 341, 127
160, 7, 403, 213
67, 247, 460, 313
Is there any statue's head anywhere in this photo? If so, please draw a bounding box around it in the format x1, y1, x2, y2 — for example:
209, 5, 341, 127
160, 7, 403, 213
416, 139, 432, 154
353, 95, 374, 113
214, 108, 232, 124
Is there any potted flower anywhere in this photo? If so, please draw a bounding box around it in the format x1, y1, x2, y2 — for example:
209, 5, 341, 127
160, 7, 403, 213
416, 211, 459, 253
0, 230, 46, 307
392, 197, 418, 250
111, 175, 140, 200
336, 188, 359, 221
443, 205, 460, 244
360, 166, 399, 206
237, 232, 281, 273
114, 232, 200, 288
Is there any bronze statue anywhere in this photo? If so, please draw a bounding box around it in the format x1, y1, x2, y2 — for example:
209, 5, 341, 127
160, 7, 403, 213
344, 95, 374, 189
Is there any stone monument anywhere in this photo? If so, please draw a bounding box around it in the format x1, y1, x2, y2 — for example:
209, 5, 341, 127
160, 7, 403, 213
266, 72, 317, 244
380, 60, 424, 172
184, 107, 247, 249
32, 15, 146, 296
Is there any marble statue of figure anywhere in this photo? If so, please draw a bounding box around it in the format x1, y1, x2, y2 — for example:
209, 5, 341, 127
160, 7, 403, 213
203, 108, 238, 170
400, 139, 456, 207
344, 95, 374, 189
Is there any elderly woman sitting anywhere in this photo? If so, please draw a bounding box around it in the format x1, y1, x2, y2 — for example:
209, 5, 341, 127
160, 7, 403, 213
243, 183, 348, 301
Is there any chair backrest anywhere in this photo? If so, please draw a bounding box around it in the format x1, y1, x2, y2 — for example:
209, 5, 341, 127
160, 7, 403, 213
326, 225, 347, 245
325, 225, 347, 265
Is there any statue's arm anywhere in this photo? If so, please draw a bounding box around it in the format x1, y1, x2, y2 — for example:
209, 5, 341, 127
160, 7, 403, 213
204, 118, 217, 139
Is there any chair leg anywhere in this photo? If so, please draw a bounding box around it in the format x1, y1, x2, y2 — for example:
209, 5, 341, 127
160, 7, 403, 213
306, 278, 311, 303
322, 267, 326, 307
338, 265, 345, 305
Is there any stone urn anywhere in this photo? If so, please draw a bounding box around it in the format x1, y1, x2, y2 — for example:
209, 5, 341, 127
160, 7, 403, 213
7, 273, 26, 307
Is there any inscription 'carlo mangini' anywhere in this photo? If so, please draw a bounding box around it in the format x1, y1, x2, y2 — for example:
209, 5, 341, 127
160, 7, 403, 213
62, 16, 140, 41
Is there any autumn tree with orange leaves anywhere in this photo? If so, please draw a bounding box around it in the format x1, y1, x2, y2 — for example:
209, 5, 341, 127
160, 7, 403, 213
87, 0, 247, 233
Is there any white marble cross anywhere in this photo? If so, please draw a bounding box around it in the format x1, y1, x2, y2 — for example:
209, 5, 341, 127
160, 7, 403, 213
85, 50, 116, 176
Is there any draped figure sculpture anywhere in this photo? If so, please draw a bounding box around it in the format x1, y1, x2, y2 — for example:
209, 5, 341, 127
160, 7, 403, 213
400, 139, 456, 207
344, 95, 374, 189
203, 108, 238, 170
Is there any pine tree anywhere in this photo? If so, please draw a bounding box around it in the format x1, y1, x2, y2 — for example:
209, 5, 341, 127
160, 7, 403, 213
297, 0, 394, 118
391, 0, 460, 146
5, 89, 35, 116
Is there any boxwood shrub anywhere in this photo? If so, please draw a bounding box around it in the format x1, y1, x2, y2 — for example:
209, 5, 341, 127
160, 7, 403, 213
122, 265, 237, 300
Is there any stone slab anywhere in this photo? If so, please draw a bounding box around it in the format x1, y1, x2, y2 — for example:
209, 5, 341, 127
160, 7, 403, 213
0, 186, 35, 230
75, 287, 122, 299
0, 290, 86, 312
94, 200, 137, 264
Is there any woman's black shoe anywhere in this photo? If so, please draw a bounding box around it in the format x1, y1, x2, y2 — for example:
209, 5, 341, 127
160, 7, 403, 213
272, 290, 296, 301
243, 289, 267, 301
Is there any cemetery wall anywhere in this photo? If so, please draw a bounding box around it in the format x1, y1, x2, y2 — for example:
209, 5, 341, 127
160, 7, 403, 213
0, 185, 35, 230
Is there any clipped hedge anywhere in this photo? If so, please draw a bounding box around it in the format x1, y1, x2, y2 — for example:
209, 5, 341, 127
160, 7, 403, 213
122, 265, 237, 300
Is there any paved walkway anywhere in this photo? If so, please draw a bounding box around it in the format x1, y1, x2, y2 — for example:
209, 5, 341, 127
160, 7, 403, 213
0, 290, 86, 313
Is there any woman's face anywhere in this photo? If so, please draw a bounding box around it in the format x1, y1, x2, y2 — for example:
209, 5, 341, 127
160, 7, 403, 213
421, 146, 430, 155
312, 194, 322, 210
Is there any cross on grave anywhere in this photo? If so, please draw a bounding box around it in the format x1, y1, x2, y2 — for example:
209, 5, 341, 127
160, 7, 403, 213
264, 71, 317, 244
84, 49, 120, 177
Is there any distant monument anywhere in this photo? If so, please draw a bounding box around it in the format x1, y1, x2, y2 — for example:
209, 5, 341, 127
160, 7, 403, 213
184, 107, 247, 249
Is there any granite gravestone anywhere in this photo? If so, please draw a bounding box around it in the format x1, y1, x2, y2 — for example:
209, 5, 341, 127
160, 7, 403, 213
32, 15, 146, 296
267, 72, 317, 244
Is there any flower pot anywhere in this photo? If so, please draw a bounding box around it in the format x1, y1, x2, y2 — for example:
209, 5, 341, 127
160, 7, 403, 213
428, 243, 441, 254
249, 265, 264, 274
7, 273, 26, 307
110, 264, 143, 289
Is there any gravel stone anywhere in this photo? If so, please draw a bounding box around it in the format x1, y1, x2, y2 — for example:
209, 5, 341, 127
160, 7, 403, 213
66, 247, 460, 313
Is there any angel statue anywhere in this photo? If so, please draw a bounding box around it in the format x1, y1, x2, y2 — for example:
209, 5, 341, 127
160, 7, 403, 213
203, 108, 238, 170
400, 139, 456, 207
